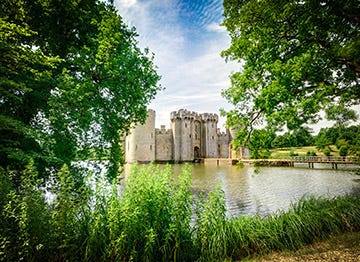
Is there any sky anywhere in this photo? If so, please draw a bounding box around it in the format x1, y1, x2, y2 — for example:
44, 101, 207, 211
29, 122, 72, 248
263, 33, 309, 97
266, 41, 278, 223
114, 0, 359, 133
114, 0, 239, 129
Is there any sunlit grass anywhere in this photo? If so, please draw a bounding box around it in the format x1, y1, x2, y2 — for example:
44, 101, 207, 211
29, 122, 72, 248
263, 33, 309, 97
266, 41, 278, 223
270, 145, 340, 158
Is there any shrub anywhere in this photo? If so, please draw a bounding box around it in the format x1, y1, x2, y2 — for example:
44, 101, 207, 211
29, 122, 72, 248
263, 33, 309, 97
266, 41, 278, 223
323, 147, 331, 156
339, 145, 349, 156
307, 151, 317, 156
290, 150, 298, 156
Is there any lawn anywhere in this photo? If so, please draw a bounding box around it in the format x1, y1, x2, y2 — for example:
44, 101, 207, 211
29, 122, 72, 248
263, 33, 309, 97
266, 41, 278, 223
270, 145, 340, 159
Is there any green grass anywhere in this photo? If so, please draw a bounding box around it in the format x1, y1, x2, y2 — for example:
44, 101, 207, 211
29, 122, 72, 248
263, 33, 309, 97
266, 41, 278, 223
251, 231, 360, 261
270, 145, 340, 158
1, 163, 359, 261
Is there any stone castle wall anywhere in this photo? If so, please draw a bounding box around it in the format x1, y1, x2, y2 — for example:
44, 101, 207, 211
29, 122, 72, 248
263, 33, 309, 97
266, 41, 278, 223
125, 109, 234, 163
155, 125, 173, 161
218, 130, 230, 158
125, 110, 156, 163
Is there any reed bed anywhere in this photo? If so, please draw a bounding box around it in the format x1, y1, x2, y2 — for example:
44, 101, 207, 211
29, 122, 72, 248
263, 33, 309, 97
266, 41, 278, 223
1, 163, 359, 261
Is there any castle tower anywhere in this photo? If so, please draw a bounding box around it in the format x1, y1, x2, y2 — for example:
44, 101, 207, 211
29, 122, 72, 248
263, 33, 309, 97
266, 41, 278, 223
170, 109, 194, 162
218, 128, 230, 158
125, 109, 156, 163
193, 114, 202, 158
201, 113, 219, 158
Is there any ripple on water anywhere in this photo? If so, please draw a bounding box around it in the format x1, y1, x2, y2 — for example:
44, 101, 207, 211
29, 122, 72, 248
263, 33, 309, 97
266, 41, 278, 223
189, 164, 360, 217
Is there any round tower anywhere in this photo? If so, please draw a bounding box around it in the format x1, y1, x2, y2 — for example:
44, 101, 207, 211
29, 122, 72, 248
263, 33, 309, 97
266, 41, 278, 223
170, 109, 195, 162
125, 109, 156, 163
181, 111, 195, 161
201, 113, 219, 158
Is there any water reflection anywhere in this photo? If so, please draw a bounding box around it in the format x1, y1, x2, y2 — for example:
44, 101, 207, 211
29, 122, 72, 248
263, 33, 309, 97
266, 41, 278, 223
167, 164, 360, 217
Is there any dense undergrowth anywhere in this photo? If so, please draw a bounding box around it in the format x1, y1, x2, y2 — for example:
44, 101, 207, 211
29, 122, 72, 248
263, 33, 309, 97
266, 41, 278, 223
1, 163, 359, 261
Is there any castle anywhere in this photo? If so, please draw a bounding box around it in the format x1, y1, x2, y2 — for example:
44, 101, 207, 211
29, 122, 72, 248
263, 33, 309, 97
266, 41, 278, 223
125, 109, 246, 163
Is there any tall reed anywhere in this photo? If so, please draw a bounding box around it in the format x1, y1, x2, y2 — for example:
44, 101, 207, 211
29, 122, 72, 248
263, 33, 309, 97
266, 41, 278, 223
1, 162, 359, 261
224, 195, 360, 260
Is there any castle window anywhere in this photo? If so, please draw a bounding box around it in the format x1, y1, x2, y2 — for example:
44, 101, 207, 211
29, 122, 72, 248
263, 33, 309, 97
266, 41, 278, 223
136, 144, 138, 150
151, 132, 153, 138
212, 136, 214, 140
185, 123, 187, 128
189, 134, 191, 138
150, 145, 152, 150
212, 123, 214, 128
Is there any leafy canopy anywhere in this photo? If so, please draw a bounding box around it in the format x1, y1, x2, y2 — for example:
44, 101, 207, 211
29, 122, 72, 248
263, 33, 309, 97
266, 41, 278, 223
221, 0, 359, 146
0, 0, 161, 182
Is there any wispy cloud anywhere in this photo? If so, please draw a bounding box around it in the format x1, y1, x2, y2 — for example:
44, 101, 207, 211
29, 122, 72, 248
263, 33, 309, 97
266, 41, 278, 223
117, 0, 137, 8
114, 0, 238, 129
206, 22, 227, 33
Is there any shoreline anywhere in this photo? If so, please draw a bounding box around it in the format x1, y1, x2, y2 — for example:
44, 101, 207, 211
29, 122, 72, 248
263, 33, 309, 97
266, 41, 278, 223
251, 231, 360, 261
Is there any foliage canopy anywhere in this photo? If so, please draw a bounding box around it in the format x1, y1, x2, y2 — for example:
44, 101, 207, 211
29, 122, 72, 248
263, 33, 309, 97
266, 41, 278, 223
1, 0, 161, 181
221, 0, 359, 146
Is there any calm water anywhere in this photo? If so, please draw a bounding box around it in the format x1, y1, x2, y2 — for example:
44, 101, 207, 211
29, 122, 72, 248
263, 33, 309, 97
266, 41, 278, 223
168, 163, 360, 217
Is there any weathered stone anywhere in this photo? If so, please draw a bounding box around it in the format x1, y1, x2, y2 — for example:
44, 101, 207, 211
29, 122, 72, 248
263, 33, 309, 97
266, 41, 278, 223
125, 109, 236, 163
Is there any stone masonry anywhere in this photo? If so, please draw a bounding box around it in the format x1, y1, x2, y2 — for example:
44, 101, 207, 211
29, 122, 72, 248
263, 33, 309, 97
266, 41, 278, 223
125, 109, 238, 163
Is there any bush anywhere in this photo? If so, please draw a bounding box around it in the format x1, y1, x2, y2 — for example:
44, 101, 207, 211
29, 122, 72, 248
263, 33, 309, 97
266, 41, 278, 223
306, 151, 317, 156
339, 145, 349, 157
323, 148, 332, 156
290, 150, 298, 157
251, 149, 271, 159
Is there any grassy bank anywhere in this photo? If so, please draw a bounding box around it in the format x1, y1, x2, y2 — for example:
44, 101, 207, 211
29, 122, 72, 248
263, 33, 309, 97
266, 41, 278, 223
252, 231, 360, 261
1, 163, 359, 261
270, 145, 339, 158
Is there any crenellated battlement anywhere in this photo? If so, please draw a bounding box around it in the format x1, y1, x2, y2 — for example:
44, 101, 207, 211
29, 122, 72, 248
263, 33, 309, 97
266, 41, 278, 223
126, 108, 233, 163
217, 128, 229, 137
170, 109, 219, 122
170, 109, 200, 121
200, 113, 218, 122
155, 125, 172, 135
218, 132, 229, 137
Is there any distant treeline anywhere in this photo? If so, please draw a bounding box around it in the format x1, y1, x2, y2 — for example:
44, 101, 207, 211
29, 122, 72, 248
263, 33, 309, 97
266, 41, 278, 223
248, 125, 360, 158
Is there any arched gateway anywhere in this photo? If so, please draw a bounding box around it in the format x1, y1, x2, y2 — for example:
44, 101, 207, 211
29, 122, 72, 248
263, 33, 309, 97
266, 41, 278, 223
194, 146, 200, 158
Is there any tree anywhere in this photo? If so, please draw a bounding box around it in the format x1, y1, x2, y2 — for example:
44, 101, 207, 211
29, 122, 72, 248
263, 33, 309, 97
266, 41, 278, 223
293, 127, 314, 147
315, 129, 332, 150
248, 128, 275, 158
221, 0, 359, 147
0, 0, 60, 179
271, 132, 296, 148
1, 0, 161, 182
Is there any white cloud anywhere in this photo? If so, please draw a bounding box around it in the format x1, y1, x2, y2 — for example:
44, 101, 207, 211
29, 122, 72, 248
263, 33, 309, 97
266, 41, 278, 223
118, 0, 137, 8
114, 0, 238, 129
114, 0, 360, 133
206, 22, 226, 33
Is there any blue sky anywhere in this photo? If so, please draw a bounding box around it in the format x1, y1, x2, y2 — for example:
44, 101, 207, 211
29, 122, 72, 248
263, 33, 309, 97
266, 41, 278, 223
114, 0, 239, 129
114, 0, 359, 132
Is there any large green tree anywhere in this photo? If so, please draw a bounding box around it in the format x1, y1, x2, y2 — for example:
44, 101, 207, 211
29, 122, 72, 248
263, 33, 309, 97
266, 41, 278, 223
221, 0, 359, 146
0, 0, 60, 180
1, 0, 161, 182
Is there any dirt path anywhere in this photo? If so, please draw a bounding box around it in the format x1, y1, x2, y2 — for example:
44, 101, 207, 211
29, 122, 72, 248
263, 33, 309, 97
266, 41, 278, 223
251, 232, 360, 261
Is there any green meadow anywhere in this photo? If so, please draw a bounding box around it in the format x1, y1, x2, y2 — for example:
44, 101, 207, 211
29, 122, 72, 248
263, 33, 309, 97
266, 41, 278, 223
270, 146, 340, 159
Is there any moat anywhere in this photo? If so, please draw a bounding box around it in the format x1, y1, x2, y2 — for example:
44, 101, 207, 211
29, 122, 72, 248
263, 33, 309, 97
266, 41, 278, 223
84, 161, 360, 217
168, 164, 360, 216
